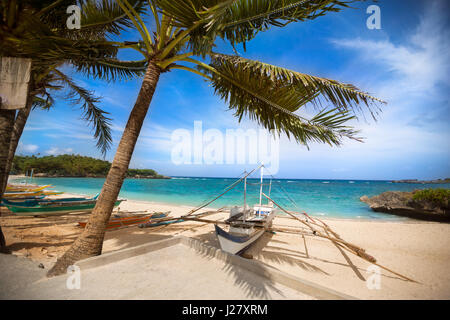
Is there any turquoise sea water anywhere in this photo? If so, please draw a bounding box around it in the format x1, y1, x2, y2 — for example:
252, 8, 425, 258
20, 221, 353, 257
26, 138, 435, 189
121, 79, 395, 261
19, 177, 450, 220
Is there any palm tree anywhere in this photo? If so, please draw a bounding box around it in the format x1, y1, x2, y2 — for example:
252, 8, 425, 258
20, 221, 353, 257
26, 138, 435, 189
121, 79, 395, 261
3, 66, 116, 192
0, 0, 147, 252
48, 0, 385, 276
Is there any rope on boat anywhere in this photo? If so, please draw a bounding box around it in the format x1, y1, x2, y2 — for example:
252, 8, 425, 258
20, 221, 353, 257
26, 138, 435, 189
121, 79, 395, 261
183, 165, 263, 217
262, 166, 314, 222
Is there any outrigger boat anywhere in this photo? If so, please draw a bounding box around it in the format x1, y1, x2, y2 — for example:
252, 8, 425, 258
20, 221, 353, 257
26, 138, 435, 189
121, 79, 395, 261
2, 191, 44, 199
139, 165, 416, 283
5, 184, 52, 192
3, 197, 124, 217
78, 211, 169, 230
5, 184, 51, 193
1, 195, 46, 201
214, 166, 275, 255
2, 185, 63, 199
2, 194, 99, 206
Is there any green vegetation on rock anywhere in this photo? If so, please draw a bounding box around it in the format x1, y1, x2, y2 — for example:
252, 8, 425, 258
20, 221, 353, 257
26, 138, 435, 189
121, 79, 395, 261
11, 155, 168, 179
413, 188, 450, 208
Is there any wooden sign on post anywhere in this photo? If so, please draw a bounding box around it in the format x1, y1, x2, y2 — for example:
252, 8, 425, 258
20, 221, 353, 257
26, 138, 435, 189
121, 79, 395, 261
0, 57, 32, 110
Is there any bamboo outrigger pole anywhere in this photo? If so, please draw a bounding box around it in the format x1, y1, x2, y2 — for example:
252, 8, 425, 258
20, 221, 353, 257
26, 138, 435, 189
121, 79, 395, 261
183, 165, 263, 217
261, 193, 417, 283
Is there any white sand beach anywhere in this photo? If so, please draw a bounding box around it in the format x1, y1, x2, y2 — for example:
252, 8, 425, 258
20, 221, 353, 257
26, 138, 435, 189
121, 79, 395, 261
1, 194, 449, 300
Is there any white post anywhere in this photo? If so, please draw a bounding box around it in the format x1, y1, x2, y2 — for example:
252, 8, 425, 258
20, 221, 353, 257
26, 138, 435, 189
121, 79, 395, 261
268, 178, 272, 202
259, 165, 263, 214
243, 176, 247, 222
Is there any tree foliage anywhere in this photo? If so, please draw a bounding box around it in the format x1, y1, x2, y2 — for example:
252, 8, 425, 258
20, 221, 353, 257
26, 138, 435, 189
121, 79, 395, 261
118, 0, 383, 147
413, 189, 450, 209
0, 0, 148, 154
12, 154, 166, 178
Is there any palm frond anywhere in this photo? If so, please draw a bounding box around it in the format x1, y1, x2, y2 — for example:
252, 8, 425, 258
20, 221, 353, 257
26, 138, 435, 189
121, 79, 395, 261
154, 0, 364, 55
195, 54, 383, 146
208, 0, 360, 47
153, 0, 223, 55
79, 0, 147, 39
209, 53, 384, 117
32, 94, 54, 111
53, 69, 113, 155
73, 57, 148, 81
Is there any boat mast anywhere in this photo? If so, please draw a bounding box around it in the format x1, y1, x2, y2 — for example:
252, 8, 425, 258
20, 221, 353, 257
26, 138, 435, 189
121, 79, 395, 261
268, 178, 272, 204
243, 176, 247, 222
259, 165, 263, 214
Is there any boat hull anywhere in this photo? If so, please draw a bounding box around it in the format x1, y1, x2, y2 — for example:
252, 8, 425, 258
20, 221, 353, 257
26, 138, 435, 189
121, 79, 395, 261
5, 185, 51, 193
78, 212, 168, 230
214, 224, 265, 255
5, 200, 123, 216
2, 194, 99, 207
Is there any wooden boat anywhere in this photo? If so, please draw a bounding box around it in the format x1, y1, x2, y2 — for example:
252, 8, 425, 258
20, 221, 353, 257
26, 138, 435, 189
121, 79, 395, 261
3, 184, 63, 199
2, 190, 63, 199
3, 198, 124, 216
1, 195, 46, 202
214, 166, 275, 255
78, 212, 169, 230
2, 191, 43, 199
40, 191, 64, 196
138, 218, 184, 228
215, 205, 275, 254
6, 184, 51, 192
2, 194, 99, 207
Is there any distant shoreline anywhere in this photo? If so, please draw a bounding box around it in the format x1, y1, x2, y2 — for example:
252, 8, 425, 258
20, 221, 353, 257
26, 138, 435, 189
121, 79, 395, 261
12, 174, 171, 179
391, 179, 450, 184
12, 174, 450, 183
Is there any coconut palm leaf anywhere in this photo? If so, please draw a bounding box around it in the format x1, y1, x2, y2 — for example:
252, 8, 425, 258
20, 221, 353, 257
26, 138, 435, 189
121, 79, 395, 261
1, 0, 146, 39
53, 69, 113, 155
154, 0, 362, 54
209, 53, 384, 116
32, 95, 55, 111
76, 0, 148, 39
73, 57, 148, 81
207, 0, 356, 47
195, 54, 377, 146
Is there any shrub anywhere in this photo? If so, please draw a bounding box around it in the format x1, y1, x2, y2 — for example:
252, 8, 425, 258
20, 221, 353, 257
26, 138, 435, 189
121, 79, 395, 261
413, 189, 450, 208
11, 154, 164, 178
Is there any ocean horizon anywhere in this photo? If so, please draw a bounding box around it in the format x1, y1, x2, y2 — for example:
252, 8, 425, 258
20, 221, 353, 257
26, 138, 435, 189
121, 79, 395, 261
16, 176, 450, 220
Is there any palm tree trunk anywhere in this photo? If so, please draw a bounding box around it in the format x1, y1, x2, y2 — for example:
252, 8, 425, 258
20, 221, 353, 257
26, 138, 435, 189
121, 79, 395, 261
0, 99, 16, 254
2, 96, 33, 192
47, 62, 161, 276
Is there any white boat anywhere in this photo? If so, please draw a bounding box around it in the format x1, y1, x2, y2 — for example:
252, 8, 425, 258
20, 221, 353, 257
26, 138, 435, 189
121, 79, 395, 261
214, 166, 275, 255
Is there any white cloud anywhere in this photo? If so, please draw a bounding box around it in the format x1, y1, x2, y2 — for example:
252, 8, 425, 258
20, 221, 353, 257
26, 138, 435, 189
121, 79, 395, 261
332, 0, 450, 98
270, 1, 450, 179
46, 147, 74, 156
17, 143, 38, 154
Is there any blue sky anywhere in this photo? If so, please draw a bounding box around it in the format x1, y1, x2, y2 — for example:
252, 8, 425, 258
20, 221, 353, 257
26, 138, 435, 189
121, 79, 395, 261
17, 0, 450, 180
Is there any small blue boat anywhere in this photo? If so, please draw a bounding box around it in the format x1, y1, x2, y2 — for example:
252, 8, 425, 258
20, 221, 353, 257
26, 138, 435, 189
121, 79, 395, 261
2, 194, 99, 207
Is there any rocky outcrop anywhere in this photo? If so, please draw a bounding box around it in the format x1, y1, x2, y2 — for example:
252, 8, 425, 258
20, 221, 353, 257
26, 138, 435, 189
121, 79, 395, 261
360, 191, 450, 222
